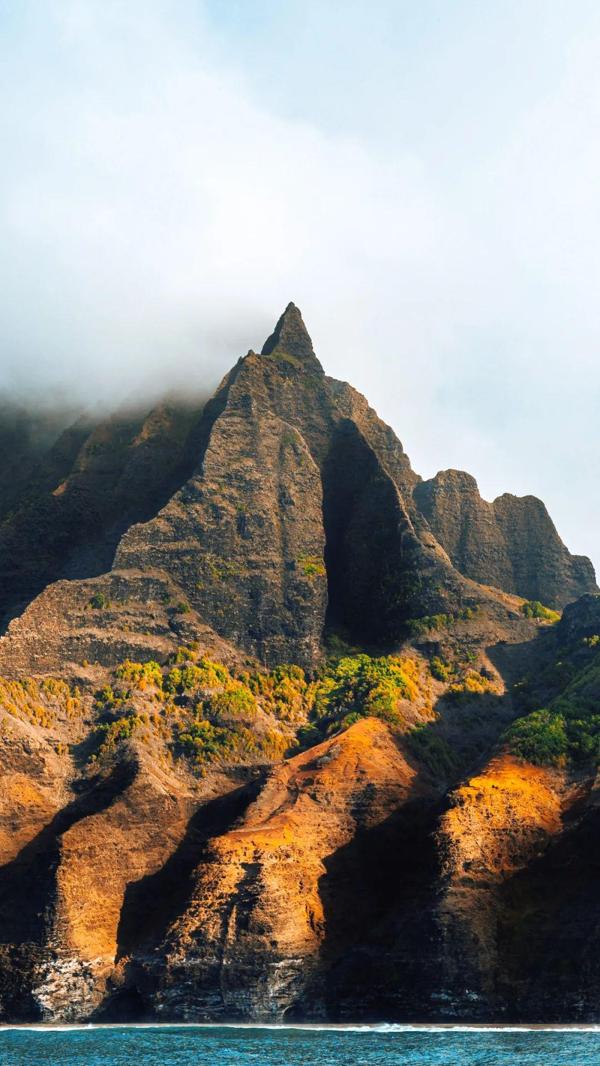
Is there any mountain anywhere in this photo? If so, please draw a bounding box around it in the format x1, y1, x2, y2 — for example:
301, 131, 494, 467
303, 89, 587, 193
413, 468, 595, 608
0, 304, 598, 1023
0, 400, 211, 629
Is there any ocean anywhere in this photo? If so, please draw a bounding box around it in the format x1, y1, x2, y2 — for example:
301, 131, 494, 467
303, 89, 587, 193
0, 1025, 599, 1065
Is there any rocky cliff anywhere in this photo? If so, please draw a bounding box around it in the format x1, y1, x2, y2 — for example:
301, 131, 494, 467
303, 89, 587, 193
413, 468, 596, 607
0, 399, 210, 628
0, 305, 598, 1023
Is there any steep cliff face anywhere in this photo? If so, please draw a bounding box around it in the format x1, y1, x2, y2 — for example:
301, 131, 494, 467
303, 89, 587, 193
0, 402, 85, 522
0, 400, 209, 628
114, 302, 454, 665
433, 755, 566, 1016
414, 469, 597, 607
0, 305, 475, 673
143, 718, 427, 1021
0, 305, 598, 1024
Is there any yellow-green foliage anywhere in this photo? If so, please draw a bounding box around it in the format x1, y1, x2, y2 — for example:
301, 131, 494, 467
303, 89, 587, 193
93, 653, 300, 771
311, 654, 419, 735
91, 649, 430, 769
115, 659, 164, 691
520, 600, 561, 624
93, 714, 145, 760
406, 607, 476, 637
447, 669, 497, 699
177, 719, 289, 768
242, 663, 315, 724
168, 659, 230, 694
210, 682, 257, 722
0, 676, 83, 730
170, 643, 199, 663
429, 656, 451, 682
296, 554, 326, 578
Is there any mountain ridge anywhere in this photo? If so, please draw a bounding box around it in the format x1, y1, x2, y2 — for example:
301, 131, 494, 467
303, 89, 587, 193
0, 305, 598, 1023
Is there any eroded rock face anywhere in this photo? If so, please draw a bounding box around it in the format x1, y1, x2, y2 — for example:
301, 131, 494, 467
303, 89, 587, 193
559, 592, 600, 642
414, 469, 597, 607
0, 569, 245, 680
114, 353, 329, 668
0, 305, 598, 1024
97, 718, 432, 1021
0, 400, 211, 628
0, 304, 472, 673
433, 755, 565, 1016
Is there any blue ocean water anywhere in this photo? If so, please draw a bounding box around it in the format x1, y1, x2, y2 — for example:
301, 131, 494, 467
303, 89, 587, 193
0, 1025, 599, 1066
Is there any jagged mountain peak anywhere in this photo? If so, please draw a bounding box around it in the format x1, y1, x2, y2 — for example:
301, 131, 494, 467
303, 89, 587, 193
260, 302, 322, 369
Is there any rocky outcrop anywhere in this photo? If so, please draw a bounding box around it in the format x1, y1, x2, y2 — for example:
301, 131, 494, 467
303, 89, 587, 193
143, 718, 425, 1020
433, 755, 565, 1016
559, 592, 600, 643
414, 469, 597, 607
0, 568, 245, 680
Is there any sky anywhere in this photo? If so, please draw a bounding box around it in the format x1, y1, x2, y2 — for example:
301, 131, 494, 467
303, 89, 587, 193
0, 0, 599, 571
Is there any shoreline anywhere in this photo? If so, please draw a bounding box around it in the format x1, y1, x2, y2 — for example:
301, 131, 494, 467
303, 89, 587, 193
1, 1022, 600, 1033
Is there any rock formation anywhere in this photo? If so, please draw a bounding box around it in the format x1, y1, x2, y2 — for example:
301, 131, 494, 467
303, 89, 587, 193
414, 468, 596, 607
0, 304, 598, 1023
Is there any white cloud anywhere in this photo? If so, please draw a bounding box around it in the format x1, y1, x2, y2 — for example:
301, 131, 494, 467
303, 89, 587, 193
0, 1, 453, 403
0, 0, 598, 571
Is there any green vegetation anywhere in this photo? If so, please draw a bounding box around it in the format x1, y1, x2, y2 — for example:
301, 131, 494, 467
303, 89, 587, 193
93, 713, 146, 760
426, 646, 497, 697
310, 654, 419, 735
406, 607, 476, 637
88, 591, 110, 610
115, 659, 164, 690
0, 676, 83, 730
520, 600, 561, 624
90, 650, 302, 771
241, 663, 312, 724
429, 656, 451, 682
88, 646, 430, 770
504, 710, 569, 766
505, 644, 600, 767
178, 719, 235, 763
446, 669, 498, 700
297, 554, 326, 578
406, 724, 460, 779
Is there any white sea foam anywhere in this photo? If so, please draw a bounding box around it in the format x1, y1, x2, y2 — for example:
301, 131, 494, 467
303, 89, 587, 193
0, 1022, 599, 1034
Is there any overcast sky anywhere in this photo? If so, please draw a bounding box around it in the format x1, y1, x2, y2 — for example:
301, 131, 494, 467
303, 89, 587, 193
1, 0, 599, 572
